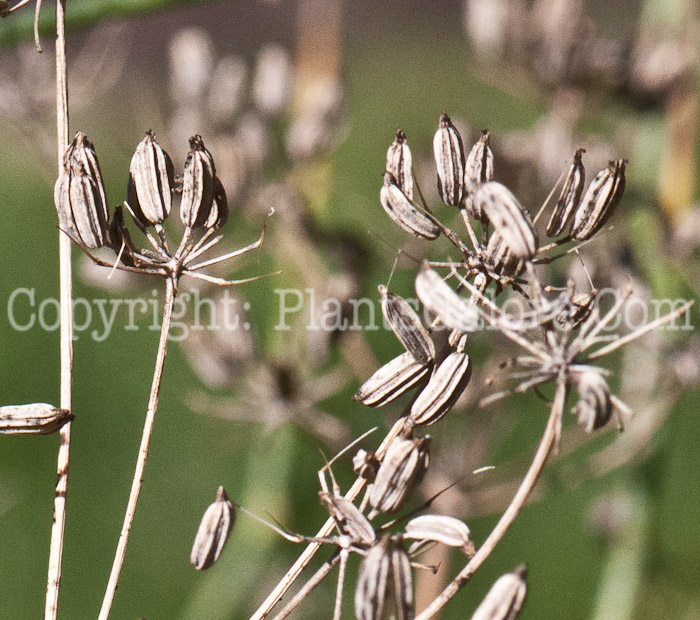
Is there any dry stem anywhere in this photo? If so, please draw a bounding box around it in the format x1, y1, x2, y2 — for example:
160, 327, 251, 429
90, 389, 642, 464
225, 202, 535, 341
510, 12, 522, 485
98, 277, 177, 620
44, 2, 71, 618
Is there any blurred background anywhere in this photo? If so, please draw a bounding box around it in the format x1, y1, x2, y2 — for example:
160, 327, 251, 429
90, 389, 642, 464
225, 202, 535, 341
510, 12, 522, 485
1, 0, 699, 618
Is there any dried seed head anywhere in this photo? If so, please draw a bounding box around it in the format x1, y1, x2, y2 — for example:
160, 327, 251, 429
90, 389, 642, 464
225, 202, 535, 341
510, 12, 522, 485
353, 351, 431, 407
128, 130, 175, 226
54, 131, 109, 249
0, 403, 73, 435
572, 371, 612, 432
379, 285, 435, 365
571, 159, 627, 241
476, 182, 538, 260
355, 536, 414, 620
470, 565, 528, 620
369, 431, 430, 515
415, 266, 478, 333
380, 172, 441, 240
387, 129, 414, 201
433, 112, 465, 206
464, 130, 494, 219
410, 350, 472, 426
180, 134, 218, 229
353, 448, 380, 482
319, 493, 376, 546
404, 514, 475, 556
546, 148, 585, 238
190, 486, 236, 570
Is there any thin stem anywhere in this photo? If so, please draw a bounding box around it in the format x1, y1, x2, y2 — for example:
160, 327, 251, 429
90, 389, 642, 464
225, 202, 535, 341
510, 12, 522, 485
249, 417, 407, 620
415, 375, 566, 620
45, 2, 71, 619
98, 277, 177, 620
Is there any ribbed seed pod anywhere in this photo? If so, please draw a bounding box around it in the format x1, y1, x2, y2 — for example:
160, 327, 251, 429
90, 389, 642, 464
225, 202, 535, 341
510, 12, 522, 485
369, 431, 430, 515
379, 285, 435, 365
572, 371, 612, 432
54, 131, 109, 249
355, 536, 414, 620
464, 129, 494, 219
181, 134, 217, 229
353, 351, 431, 407
380, 172, 440, 240
415, 266, 478, 333
433, 112, 465, 206
546, 148, 585, 237
319, 493, 376, 546
387, 129, 414, 201
128, 130, 174, 226
571, 159, 627, 240
477, 183, 537, 260
0, 403, 73, 435
190, 486, 236, 570
404, 515, 475, 556
470, 565, 528, 620
204, 176, 229, 229
410, 350, 472, 426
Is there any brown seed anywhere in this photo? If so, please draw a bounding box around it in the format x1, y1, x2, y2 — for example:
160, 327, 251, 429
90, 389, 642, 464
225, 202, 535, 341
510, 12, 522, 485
572, 370, 612, 432
387, 129, 414, 201
380, 172, 440, 240
379, 285, 435, 365
128, 130, 174, 226
181, 135, 217, 229
190, 486, 236, 570
319, 493, 376, 546
546, 148, 585, 237
464, 129, 494, 219
415, 266, 478, 333
369, 431, 430, 516
353, 351, 431, 407
0, 403, 73, 435
433, 112, 465, 206
571, 159, 627, 241
470, 565, 528, 620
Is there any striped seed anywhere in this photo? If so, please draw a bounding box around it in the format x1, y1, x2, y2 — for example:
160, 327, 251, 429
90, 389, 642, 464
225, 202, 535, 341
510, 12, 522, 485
380, 172, 440, 240
387, 129, 414, 201
433, 112, 465, 206
546, 148, 585, 237
181, 134, 217, 229
353, 351, 430, 407
464, 129, 494, 219
415, 266, 478, 333
404, 514, 475, 556
190, 486, 236, 570
0, 403, 73, 435
128, 130, 174, 226
470, 565, 528, 620
379, 285, 435, 365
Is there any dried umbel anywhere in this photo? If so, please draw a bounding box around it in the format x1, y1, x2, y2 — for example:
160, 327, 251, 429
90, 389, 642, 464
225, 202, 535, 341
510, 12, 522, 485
415, 266, 478, 333
404, 514, 475, 556
380, 172, 440, 240
571, 370, 613, 432
571, 159, 627, 241
0, 403, 73, 435
410, 349, 472, 425
546, 148, 585, 238
369, 431, 430, 515
433, 112, 465, 206
190, 486, 236, 570
476, 182, 538, 260
128, 130, 175, 226
470, 565, 527, 620
180, 134, 218, 229
464, 129, 494, 219
353, 351, 431, 407
54, 131, 109, 248
379, 285, 435, 365
386, 129, 414, 201
355, 535, 414, 620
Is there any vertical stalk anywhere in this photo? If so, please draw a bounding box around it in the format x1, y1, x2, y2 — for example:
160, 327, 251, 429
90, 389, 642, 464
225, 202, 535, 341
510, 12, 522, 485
45, 2, 71, 619
98, 277, 177, 620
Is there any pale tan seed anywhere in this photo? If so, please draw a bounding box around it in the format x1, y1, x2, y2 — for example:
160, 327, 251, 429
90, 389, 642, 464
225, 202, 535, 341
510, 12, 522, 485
319, 493, 376, 546
546, 148, 585, 237
415, 267, 478, 333
190, 486, 236, 570
433, 112, 465, 207
572, 371, 612, 432
464, 129, 494, 219
379, 285, 435, 365
0, 403, 73, 435
353, 351, 430, 407
391, 541, 414, 620
404, 514, 475, 555
128, 130, 174, 226
355, 537, 392, 620
470, 565, 528, 620
410, 350, 472, 426
476, 182, 537, 260
181, 135, 217, 229
380, 172, 440, 240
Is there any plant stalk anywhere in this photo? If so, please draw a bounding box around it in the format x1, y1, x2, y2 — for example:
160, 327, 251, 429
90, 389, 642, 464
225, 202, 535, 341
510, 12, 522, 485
98, 276, 177, 620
